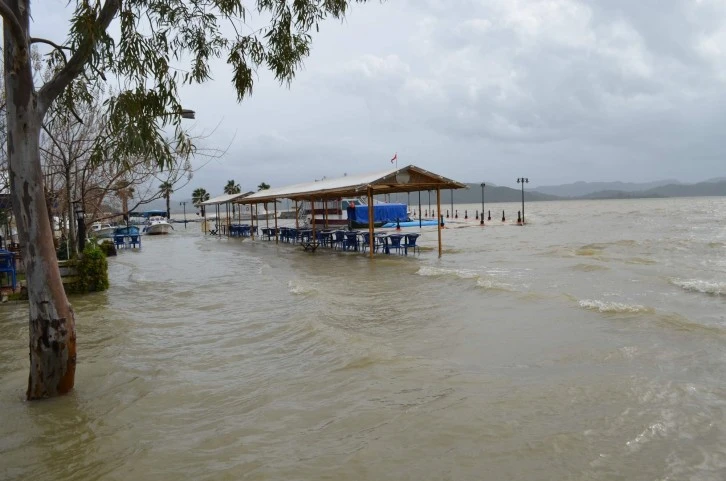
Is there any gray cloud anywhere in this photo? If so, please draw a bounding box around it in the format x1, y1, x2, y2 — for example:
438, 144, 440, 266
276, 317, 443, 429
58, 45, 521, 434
33, 0, 726, 197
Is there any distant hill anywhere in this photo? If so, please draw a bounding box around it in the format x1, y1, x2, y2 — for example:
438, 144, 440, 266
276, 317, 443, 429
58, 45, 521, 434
643, 180, 726, 197
579, 190, 666, 200
389, 184, 561, 205
577, 180, 726, 200
534, 179, 680, 197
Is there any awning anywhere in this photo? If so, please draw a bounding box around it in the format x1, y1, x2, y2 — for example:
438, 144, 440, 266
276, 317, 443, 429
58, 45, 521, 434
200, 192, 253, 206
234, 165, 467, 204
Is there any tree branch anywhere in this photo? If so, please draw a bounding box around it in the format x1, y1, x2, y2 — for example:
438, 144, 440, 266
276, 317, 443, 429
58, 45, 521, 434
37, 0, 119, 113
30, 37, 71, 51
0, 1, 27, 51
30, 37, 70, 64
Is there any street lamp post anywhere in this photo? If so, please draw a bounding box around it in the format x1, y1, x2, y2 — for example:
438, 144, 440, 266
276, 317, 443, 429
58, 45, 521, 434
179, 201, 187, 228
517, 177, 529, 225
480, 183, 485, 225
73, 200, 85, 253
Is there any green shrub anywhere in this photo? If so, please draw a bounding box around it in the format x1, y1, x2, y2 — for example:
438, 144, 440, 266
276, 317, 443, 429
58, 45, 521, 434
98, 239, 117, 257
74, 243, 109, 293
56, 239, 70, 260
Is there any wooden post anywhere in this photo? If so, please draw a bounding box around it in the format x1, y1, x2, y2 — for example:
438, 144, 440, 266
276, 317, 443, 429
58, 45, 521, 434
311, 198, 316, 250
418, 190, 422, 229
368, 187, 374, 259
274, 199, 278, 244
437, 187, 442, 258
265, 202, 270, 234
251, 204, 255, 240
295, 200, 299, 229
324, 198, 328, 229
226, 202, 230, 236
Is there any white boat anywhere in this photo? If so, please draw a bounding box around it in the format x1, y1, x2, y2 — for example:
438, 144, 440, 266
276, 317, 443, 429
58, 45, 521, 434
90, 222, 116, 238
142, 216, 174, 235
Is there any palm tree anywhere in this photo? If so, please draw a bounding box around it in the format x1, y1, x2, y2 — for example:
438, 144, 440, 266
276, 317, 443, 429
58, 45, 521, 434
224, 180, 241, 195
257, 182, 270, 191
224, 180, 241, 217
192, 187, 210, 217
159, 181, 173, 219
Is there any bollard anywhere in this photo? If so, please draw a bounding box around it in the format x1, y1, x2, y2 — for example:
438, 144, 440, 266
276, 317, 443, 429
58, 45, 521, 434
440, 215, 445, 227
502, 210, 505, 222
455, 210, 458, 219
488, 210, 491, 221
464, 210, 468, 219
476, 210, 479, 220
517, 211, 522, 224
446, 210, 449, 219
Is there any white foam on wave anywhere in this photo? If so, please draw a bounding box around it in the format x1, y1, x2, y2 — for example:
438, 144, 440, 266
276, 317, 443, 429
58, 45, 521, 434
670, 278, 726, 296
288, 280, 317, 295
416, 266, 480, 279
476, 278, 515, 291
578, 299, 654, 314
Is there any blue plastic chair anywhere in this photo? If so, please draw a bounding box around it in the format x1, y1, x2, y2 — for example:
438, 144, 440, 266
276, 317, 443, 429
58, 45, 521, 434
402, 233, 420, 255
114, 235, 126, 249
129, 234, 141, 248
344, 232, 358, 251
388, 234, 404, 254
0, 251, 17, 290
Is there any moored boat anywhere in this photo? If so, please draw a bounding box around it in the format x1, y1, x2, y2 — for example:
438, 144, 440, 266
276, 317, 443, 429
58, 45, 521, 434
143, 216, 174, 235
90, 222, 116, 238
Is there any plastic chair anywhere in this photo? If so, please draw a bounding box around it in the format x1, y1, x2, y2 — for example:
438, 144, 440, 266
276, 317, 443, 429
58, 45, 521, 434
0, 251, 17, 290
361, 233, 372, 253
129, 234, 141, 248
114, 235, 126, 249
402, 233, 420, 255
344, 232, 358, 251
387, 234, 404, 254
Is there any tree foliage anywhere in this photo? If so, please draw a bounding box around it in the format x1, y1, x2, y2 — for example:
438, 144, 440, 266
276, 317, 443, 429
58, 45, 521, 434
1, 0, 370, 400
38, 0, 369, 172
224, 179, 241, 195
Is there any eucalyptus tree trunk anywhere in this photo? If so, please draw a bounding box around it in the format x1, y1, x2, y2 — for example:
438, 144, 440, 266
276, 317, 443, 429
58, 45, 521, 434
4, 0, 77, 399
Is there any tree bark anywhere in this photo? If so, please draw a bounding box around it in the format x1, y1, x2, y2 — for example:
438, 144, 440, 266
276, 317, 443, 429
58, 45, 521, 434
4, 0, 77, 400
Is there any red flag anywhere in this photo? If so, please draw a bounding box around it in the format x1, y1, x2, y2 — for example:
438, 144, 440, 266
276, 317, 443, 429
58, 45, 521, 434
390, 153, 397, 163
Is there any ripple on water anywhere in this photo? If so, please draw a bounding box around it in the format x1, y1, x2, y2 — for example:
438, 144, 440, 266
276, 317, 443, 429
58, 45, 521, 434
571, 263, 610, 272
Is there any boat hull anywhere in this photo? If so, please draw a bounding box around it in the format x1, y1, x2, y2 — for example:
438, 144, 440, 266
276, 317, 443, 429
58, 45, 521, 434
143, 223, 173, 235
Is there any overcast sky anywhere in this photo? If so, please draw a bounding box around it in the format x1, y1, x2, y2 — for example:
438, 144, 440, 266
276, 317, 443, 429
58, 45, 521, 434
38, 0, 726, 198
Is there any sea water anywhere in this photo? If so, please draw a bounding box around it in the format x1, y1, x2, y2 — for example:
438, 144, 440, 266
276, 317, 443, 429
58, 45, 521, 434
1, 197, 726, 480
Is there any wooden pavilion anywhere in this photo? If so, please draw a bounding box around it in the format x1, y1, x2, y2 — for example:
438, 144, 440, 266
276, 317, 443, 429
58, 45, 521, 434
234, 165, 467, 257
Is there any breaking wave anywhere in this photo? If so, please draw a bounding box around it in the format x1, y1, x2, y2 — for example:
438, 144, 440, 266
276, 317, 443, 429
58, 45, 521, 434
416, 266, 479, 279
578, 299, 654, 314
288, 280, 318, 296
670, 278, 726, 297
475, 278, 515, 291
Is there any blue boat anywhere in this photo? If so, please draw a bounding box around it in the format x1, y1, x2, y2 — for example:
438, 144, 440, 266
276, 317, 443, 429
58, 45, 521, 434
112, 224, 142, 248
381, 219, 441, 228
113, 225, 140, 236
